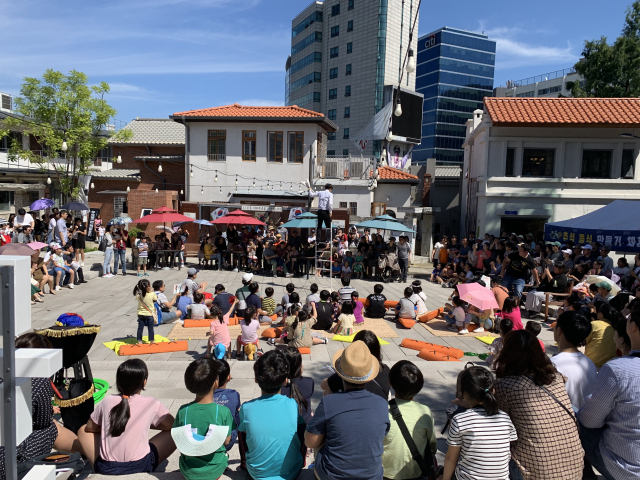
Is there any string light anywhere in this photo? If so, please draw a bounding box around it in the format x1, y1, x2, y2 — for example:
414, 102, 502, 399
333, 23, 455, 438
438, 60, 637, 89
215, 171, 218, 182
158, 163, 163, 172
155, 187, 158, 193
235, 175, 238, 186
201, 186, 204, 195
127, 185, 130, 192
253, 179, 256, 188
90, 182, 94, 189
47, 177, 51, 185
190, 167, 193, 178
117, 151, 122, 164
180, 189, 184, 195
219, 186, 222, 195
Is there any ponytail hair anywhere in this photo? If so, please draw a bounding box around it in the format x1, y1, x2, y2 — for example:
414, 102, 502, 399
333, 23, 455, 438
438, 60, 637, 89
133, 279, 151, 299
109, 359, 148, 437
283, 347, 308, 415
458, 366, 498, 416
290, 308, 307, 332
244, 306, 257, 326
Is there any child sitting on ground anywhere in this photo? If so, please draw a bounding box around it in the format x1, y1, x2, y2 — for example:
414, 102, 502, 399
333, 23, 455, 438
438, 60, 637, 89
207, 299, 237, 359
353, 249, 365, 279
410, 280, 428, 316
276, 283, 296, 317
442, 366, 517, 480
382, 360, 437, 480
330, 291, 342, 323
173, 358, 234, 480
487, 318, 513, 367
444, 296, 467, 333
333, 301, 356, 336
268, 304, 328, 347
213, 359, 241, 452
341, 260, 352, 278
281, 347, 315, 424
525, 320, 546, 352
283, 292, 303, 324
365, 284, 387, 319
332, 259, 342, 277
187, 292, 211, 320
238, 350, 305, 479
351, 291, 365, 325
498, 296, 523, 331
236, 306, 263, 360
261, 287, 276, 323
395, 287, 417, 322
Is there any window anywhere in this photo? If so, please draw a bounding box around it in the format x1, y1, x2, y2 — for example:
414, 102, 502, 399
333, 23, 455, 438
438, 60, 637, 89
349, 202, 357, 215
292, 11, 322, 38
538, 85, 562, 95
291, 31, 322, 55
327, 150, 336, 155
581, 150, 612, 178
522, 148, 554, 177
329, 88, 337, 99
114, 197, 126, 217
331, 3, 340, 16
347, 42, 352, 54
343, 149, 349, 155
348, 0, 354, 9
344, 85, 351, 97
330, 67, 338, 79
505, 148, 515, 176
330, 46, 339, 58
267, 132, 283, 163
288, 71, 321, 95
331, 25, 339, 37
242, 130, 256, 161
208, 130, 226, 161
328, 109, 337, 120
516, 91, 535, 98
622, 149, 635, 178
343, 128, 350, 139
290, 52, 322, 74
0, 191, 14, 211
347, 20, 353, 32
345, 64, 352, 75
371, 203, 386, 216
288, 132, 304, 163
344, 107, 350, 118
339, 202, 347, 208
328, 133, 336, 140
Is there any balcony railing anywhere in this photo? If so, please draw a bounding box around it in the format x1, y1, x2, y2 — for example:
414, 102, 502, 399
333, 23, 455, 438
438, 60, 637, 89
510, 67, 578, 87
314, 155, 376, 180
208, 154, 226, 162
0, 150, 108, 172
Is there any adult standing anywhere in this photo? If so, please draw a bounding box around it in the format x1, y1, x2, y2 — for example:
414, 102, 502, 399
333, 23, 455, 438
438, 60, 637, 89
113, 228, 128, 276
102, 226, 115, 278
55, 210, 69, 246
14, 208, 35, 228
72, 218, 86, 266
494, 330, 584, 480
277, 221, 288, 242
309, 183, 333, 241
397, 236, 411, 283
46, 213, 57, 244
501, 243, 537, 298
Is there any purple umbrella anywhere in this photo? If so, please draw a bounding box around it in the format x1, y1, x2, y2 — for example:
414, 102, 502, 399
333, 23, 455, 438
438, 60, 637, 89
30, 198, 55, 210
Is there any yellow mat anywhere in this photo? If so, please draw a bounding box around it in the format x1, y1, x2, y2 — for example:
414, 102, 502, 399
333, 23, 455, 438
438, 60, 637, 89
332, 334, 390, 345
104, 335, 170, 355
475, 336, 497, 345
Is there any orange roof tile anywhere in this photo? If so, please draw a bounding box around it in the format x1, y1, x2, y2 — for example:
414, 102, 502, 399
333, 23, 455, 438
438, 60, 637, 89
173, 103, 325, 118
484, 97, 640, 127
378, 166, 418, 180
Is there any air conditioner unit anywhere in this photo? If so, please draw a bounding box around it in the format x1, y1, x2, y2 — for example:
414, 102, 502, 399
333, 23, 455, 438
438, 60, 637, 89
0, 93, 13, 112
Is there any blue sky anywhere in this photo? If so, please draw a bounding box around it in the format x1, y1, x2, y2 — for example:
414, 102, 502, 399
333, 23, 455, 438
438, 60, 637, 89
0, 0, 634, 124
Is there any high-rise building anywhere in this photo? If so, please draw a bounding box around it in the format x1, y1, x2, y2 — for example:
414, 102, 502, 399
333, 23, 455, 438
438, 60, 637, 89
414, 27, 495, 165
285, 0, 419, 157
493, 66, 582, 98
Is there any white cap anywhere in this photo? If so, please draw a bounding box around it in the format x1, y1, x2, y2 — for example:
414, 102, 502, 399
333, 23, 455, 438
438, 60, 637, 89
242, 273, 253, 282
562, 249, 573, 254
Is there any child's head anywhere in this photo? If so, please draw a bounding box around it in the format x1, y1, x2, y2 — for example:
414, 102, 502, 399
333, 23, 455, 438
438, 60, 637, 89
333, 259, 340, 266
457, 366, 498, 415
185, 357, 219, 396
330, 291, 340, 303
209, 304, 223, 322
389, 360, 423, 400
411, 280, 422, 293
340, 302, 354, 315
133, 279, 152, 298
283, 347, 308, 414
351, 291, 359, 302
525, 321, 541, 338
310, 283, 318, 294
194, 292, 204, 304
214, 358, 231, 388
254, 349, 289, 394
500, 318, 514, 337
554, 311, 592, 347
215, 284, 225, 293
265, 286, 274, 298
152, 280, 164, 292
404, 286, 413, 298
286, 283, 295, 294
437, 263, 443, 270
140, 236, 147, 243
374, 283, 384, 295
289, 292, 300, 304
341, 276, 351, 287
451, 296, 466, 308
502, 296, 517, 313
320, 289, 330, 301
244, 306, 257, 325
346, 251, 352, 257
110, 359, 148, 437
249, 282, 260, 295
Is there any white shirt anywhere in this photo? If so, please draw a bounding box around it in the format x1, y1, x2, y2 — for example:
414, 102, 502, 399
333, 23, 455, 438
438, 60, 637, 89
14, 214, 34, 226
309, 189, 333, 213
433, 241, 443, 261
551, 351, 597, 409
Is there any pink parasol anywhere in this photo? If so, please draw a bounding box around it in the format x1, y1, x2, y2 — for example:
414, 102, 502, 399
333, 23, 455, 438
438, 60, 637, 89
210, 209, 266, 226
132, 207, 194, 224
456, 283, 499, 310
28, 242, 48, 250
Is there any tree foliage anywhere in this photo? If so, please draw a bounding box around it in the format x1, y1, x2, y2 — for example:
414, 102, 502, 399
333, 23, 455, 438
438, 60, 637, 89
0, 69, 131, 199
571, 2, 640, 97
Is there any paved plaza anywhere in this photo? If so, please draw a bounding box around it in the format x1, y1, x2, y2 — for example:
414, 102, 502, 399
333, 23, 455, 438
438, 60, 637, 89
30, 256, 559, 480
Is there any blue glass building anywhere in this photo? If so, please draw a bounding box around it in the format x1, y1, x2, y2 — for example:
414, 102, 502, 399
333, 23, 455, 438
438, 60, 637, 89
414, 27, 496, 165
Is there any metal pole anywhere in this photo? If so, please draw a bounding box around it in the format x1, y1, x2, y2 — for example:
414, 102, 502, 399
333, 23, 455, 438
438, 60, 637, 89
2, 265, 17, 480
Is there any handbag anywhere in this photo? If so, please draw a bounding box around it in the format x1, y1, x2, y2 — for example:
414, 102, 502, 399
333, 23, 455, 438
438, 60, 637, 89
97, 236, 107, 252
389, 399, 441, 480
17, 451, 85, 479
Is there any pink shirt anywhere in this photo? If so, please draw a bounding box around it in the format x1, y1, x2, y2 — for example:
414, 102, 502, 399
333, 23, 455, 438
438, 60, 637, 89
501, 309, 523, 331
90, 394, 170, 462
353, 300, 365, 324
210, 313, 231, 347
240, 318, 260, 344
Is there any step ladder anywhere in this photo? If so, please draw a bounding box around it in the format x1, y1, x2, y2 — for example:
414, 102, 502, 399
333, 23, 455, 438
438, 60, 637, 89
314, 225, 334, 290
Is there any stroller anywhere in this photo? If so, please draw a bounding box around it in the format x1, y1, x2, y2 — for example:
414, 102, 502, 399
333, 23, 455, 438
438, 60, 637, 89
378, 252, 401, 283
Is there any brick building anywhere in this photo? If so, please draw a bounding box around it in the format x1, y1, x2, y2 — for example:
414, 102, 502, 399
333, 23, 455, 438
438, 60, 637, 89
88, 118, 185, 236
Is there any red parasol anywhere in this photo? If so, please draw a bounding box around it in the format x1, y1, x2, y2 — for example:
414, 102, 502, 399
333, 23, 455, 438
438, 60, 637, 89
152, 206, 178, 213
210, 209, 266, 226
132, 210, 194, 224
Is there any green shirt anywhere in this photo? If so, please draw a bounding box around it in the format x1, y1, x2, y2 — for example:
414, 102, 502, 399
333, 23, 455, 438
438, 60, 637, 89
382, 399, 437, 480
262, 297, 276, 315
173, 402, 235, 480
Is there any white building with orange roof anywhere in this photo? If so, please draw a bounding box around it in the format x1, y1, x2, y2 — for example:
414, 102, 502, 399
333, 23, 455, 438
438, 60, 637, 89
461, 97, 640, 240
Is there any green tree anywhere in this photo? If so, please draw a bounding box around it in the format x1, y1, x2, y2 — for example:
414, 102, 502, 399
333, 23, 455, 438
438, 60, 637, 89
570, 1, 640, 97
0, 69, 131, 199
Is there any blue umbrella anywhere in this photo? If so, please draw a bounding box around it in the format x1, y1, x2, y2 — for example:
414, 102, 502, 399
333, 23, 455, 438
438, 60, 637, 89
30, 198, 55, 210
280, 212, 339, 229
107, 216, 132, 226
355, 217, 416, 233
192, 219, 211, 225
61, 202, 89, 211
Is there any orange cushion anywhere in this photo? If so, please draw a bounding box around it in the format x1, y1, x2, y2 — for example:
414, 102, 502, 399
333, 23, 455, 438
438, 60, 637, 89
400, 339, 464, 358
384, 300, 398, 309
398, 318, 416, 329
418, 348, 460, 362
418, 309, 440, 323
400, 339, 430, 351
119, 341, 188, 356
270, 314, 277, 321
228, 316, 239, 326
184, 319, 210, 328
298, 347, 311, 354
467, 324, 479, 332
262, 327, 283, 338
358, 297, 370, 307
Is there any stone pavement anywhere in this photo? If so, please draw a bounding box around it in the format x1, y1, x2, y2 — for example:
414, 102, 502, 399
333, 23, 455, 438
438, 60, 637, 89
29, 261, 560, 480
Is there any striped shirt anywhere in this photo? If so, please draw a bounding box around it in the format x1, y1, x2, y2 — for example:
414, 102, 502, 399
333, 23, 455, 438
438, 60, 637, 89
447, 407, 517, 480
578, 351, 640, 480
261, 297, 276, 315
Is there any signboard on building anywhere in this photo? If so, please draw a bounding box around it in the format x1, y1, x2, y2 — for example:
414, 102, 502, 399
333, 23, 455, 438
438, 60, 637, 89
241, 205, 283, 212
425, 34, 438, 49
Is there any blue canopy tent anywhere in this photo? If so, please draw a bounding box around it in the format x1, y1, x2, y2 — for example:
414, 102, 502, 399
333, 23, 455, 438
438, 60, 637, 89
544, 200, 640, 252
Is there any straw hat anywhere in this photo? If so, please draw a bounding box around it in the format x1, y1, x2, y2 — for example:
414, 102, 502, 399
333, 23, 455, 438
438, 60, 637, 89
332, 340, 379, 385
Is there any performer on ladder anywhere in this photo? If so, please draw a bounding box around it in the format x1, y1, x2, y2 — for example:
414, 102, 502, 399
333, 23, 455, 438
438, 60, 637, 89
308, 183, 333, 242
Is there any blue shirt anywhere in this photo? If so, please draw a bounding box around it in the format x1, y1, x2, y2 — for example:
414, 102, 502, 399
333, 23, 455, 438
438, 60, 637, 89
177, 296, 193, 320
307, 389, 390, 480
213, 388, 240, 451
578, 351, 640, 480
238, 394, 305, 480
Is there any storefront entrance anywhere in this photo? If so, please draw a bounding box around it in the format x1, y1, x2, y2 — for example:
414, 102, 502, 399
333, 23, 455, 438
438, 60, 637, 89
500, 216, 548, 242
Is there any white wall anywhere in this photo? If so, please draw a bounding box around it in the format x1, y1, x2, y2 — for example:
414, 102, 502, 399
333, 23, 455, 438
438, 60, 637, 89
187, 121, 323, 201
374, 182, 413, 219
330, 184, 372, 217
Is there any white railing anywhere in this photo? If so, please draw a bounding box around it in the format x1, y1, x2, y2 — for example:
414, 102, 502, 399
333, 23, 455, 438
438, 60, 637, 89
207, 153, 226, 162
314, 155, 376, 180
0, 150, 107, 172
